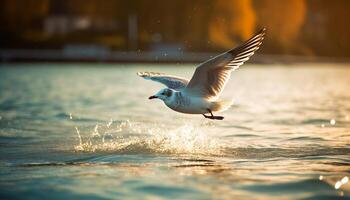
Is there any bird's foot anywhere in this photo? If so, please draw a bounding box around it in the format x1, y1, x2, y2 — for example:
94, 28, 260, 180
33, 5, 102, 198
202, 114, 224, 120
213, 116, 224, 120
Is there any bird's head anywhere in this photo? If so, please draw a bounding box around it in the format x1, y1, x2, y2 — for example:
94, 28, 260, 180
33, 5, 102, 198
149, 88, 173, 101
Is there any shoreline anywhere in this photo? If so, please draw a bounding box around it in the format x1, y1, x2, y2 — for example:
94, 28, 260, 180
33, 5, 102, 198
1, 49, 350, 64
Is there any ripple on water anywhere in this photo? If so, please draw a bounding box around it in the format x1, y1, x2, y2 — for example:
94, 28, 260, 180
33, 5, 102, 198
240, 178, 338, 199
285, 136, 328, 142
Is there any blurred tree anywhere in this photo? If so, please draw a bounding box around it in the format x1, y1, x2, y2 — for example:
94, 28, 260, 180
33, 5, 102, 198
64, 0, 120, 18
179, 0, 213, 50
0, 0, 49, 47
0, 0, 49, 33
136, 0, 213, 51
137, 0, 180, 44
1, 0, 350, 57
302, 0, 350, 57
208, 0, 256, 49
253, 0, 307, 54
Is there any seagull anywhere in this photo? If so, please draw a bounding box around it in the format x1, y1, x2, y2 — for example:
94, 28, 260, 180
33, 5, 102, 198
137, 28, 265, 120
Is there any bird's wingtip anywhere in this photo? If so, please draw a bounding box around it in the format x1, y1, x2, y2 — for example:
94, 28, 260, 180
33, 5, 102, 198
259, 27, 267, 34
136, 72, 165, 79
137, 72, 150, 78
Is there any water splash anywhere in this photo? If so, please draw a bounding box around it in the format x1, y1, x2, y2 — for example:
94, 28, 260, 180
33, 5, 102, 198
335, 176, 349, 190
73, 120, 222, 156
106, 119, 113, 128
92, 124, 100, 137
74, 127, 83, 150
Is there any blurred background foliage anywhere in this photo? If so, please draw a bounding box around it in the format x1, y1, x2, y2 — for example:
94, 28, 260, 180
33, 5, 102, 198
1, 0, 350, 57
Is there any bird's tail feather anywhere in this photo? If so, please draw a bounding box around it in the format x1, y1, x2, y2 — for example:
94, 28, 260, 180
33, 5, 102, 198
210, 99, 233, 112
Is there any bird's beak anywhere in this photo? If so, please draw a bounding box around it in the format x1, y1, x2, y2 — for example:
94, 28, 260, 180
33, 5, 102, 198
148, 95, 158, 99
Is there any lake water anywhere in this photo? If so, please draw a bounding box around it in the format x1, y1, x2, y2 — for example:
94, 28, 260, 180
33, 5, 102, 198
0, 63, 349, 200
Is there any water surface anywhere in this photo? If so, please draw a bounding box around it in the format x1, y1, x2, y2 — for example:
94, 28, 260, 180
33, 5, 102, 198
0, 63, 349, 199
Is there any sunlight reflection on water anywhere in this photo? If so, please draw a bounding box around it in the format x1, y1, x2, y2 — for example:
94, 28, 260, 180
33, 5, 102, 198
0, 63, 349, 199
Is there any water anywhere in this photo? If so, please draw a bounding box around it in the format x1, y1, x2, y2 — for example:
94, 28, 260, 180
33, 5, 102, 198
0, 63, 349, 199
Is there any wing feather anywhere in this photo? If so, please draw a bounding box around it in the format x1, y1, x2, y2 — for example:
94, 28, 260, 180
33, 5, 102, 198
185, 28, 266, 99
137, 72, 189, 89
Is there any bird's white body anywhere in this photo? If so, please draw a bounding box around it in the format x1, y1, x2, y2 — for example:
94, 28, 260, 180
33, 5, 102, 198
148, 88, 233, 117
164, 92, 210, 114
137, 28, 266, 120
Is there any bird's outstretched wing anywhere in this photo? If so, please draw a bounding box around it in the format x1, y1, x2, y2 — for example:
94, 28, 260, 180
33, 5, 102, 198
185, 28, 266, 100
137, 72, 189, 89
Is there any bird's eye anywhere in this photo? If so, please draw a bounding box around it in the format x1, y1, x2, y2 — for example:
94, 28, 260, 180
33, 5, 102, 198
165, 90, 172, 97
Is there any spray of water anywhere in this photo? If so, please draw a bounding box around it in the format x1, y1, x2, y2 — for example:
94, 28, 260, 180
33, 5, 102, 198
74, 127, 83, 150
72, 118, 223, 156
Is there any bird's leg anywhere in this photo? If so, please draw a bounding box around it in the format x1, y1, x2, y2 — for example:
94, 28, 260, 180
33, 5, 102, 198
204, 109, 224, 120
202, 110, 213, 119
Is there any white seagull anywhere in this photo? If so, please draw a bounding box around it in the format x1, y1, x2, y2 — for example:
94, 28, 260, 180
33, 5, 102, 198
137, 28, 266, 120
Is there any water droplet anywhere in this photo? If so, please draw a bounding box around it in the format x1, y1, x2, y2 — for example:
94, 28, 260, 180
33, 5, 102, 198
335, 181, 342, 189
341, 176, 348, 184
92, 124, 100, 137
75, 127, 82, 146
330, 119, 336, 125
319, 175, 323, 180
107, 119, 113, 128
94, 125, 98, 132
